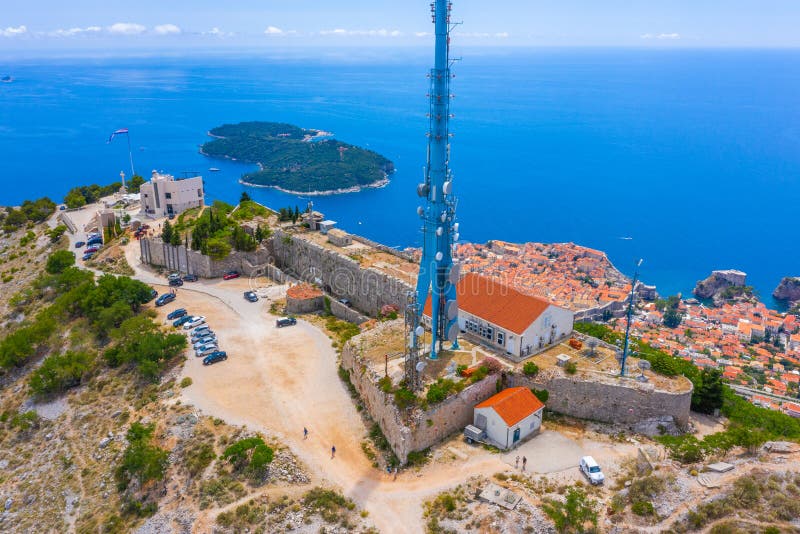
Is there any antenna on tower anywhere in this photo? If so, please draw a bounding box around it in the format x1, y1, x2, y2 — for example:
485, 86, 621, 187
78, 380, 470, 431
414, 0, 461, 360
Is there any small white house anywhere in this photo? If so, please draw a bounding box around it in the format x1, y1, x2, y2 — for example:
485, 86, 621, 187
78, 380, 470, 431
425, 273, 574, 358
474, 387, 545, 449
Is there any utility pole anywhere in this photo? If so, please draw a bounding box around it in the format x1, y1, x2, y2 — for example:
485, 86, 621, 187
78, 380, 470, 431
620, 259, 643, 377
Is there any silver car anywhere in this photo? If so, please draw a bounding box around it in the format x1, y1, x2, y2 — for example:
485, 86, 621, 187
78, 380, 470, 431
196, 346, 218, 357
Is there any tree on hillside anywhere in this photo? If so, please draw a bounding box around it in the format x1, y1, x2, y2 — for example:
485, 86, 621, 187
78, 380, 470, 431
127, 175, 145, 193
169, 230, 181, 247
64, 189, 87, 209
692, 368, 724, 414
46, 250, 76, 274
663, 294, 683, 328
161, 220, 173, 244
240, 191, 251, 203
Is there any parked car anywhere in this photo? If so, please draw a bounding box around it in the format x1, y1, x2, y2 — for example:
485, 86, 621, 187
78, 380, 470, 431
82, 252, 95, 261
87, 237, 103, 246
276, 317, 297, 328
169, 278, 184, 287
190, 328, 212, 340
184, 316, 206, 330
74, 241, 85, 248
155, 293, 176, 307
84, 246, 99, 254
87, 232, 101, 240
167, 308, 187, 320
148, 289, 158, 301
182, 274, 198, 282
244, 291, 259, 302
203, 351, 228, 365
167, 273, 181, 282
59, 205, 66, 211
195, 343, 219, 355
338, 298, 351, 307
190, 324, 210, 335
173, 315, 194, 327
222, 271, 240, 280
193, 337, 217, 349
579, 456, 605, 485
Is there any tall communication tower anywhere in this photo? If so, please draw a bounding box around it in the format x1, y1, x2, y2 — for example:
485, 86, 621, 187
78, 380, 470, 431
414, 0, 461, 360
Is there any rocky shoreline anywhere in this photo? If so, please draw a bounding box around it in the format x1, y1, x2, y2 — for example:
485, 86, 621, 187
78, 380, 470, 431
238, 174, 390, 196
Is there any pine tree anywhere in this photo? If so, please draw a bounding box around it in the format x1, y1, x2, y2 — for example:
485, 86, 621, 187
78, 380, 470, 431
240, 191, 251, 203
161, 221, 173, 243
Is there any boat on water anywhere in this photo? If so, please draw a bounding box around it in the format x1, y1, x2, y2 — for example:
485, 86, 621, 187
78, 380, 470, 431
1, 76, 13, 83
209, 167, 221, 172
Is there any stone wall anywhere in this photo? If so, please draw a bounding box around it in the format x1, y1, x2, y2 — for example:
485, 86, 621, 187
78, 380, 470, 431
270, 230, 413, 317
506, 372, 693, 429
341, 325, 500, 463
140, 238, 271, 279
286, 294, 324, 314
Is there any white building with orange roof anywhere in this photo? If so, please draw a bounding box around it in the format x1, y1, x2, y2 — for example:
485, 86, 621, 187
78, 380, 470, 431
424, 273, 574, 359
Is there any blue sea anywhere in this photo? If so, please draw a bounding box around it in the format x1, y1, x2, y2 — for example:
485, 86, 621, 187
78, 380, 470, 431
1, 48, 799, 308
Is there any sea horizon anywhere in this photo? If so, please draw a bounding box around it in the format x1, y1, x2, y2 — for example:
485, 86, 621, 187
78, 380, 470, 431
1, 47, 798, 308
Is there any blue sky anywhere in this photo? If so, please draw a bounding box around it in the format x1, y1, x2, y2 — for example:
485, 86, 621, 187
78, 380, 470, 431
2, 0, 799, 53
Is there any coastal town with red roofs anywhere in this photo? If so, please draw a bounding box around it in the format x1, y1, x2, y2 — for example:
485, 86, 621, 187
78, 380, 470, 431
456, 240, 800, 419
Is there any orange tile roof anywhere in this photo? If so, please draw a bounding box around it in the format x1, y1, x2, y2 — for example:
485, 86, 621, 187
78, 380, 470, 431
423, 273, 554, 335
475, 387, 545, 426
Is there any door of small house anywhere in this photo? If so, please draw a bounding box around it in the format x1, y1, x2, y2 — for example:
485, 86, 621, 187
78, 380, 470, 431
513, 428, 521, 443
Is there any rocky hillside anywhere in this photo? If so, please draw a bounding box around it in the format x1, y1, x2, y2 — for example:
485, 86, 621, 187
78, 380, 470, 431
773, 276, 800, 303
693, 271, 756, 307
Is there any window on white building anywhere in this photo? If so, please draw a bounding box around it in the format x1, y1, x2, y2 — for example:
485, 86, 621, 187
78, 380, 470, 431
497, 332, 505, 346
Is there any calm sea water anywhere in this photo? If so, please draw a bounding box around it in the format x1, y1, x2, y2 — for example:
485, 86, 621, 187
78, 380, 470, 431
1, 48, 799, 307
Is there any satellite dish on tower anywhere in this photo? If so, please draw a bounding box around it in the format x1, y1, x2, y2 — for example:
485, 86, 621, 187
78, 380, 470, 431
446, 300, 458, 320
415, 326, 424, 337
447, 323, 459, 343
416, 361, 427, 372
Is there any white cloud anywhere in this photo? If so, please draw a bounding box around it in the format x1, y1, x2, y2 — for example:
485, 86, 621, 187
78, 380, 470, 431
0, 25, 27, 37
319, 28, 403, 37
495, 32, 510, 38
108, 22, 147, 36
153, 24, 181, 36
204, 27, 234, 37
414, 32, 430, 38
641, 32, 681, 40
264, 26, 284, 35
52, 26, 101, 37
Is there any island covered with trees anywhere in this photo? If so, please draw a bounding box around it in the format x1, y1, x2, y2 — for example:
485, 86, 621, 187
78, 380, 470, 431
200, 121, 395, 195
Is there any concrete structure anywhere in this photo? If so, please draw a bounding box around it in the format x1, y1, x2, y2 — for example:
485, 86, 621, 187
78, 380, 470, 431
473, 387, 544, 449
318, 220, 336, 235
327, 228, 352, 247
424, 273, 574, 360
139, 171, 204, 218
713, 269, 747, 287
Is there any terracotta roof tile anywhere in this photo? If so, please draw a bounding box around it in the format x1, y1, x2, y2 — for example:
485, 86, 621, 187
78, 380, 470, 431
424, 273, 555, 335
475, 387, 545, 426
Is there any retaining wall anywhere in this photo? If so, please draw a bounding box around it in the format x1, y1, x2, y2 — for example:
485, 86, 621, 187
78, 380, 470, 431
270, 230, 413, 317
140, 238, 271, 278
506, 372, 692, 429
341, 325, 500, 463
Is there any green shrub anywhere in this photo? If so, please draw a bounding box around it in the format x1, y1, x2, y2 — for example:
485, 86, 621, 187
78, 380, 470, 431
426, 378, 459, 404
541, 487, 598, 533
115, 422, 168, 491
393, 387, 417, 410
180, 377, 193, 388
29, 351, 95, 396
302, 487, 356, 524
564, 361, 578, 375
46, 250, 77, 274
631, 500, 655, 517
222, 437, 274, 483
532, 388, 549, 403
523, 361, 539, 376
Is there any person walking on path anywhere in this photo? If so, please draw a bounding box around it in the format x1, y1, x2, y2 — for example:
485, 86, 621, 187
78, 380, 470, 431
515, 455, 520, 469
393, 466, 398, 481
303, 427, 308, 440
331, 445, 336, 459
522, 456, 527, 471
